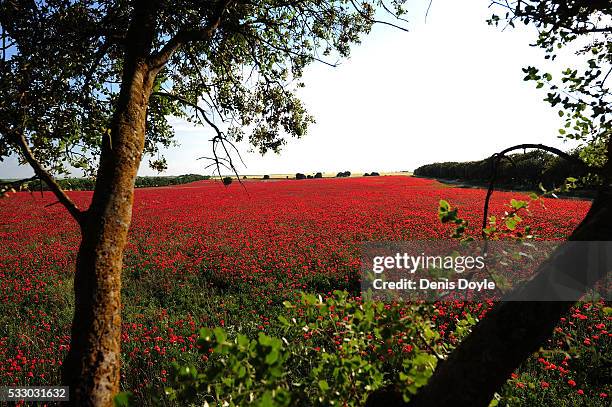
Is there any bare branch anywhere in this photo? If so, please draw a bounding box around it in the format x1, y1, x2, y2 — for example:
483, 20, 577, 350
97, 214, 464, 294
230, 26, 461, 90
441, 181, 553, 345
12, 131, 85, 224
151, 91, 247, 187
151, 91, 222, 135
425, 0, 434, 23
481, 143, 590, 238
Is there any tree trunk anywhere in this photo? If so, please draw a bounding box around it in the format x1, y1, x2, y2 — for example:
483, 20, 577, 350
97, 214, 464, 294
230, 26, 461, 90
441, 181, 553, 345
61, 2, 158, 405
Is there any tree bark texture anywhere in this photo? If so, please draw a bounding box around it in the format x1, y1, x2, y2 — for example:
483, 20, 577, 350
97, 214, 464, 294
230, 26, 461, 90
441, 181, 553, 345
61, 2, 158, 405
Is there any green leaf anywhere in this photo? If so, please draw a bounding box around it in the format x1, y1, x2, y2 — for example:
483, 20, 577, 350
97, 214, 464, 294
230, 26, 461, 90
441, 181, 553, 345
505, 217, 519, 231
199, 327, 213, 341
114, 392, 134, 407
256, 391, 275, 407
213, 327, 227, 343
318, 380, 330, 391
258, 332, 272, 346
265, 349, 279, 365
236, 364, 247, 378
439, 200, 450, 212
510, 199, 528, 210
237, 334, 250, 347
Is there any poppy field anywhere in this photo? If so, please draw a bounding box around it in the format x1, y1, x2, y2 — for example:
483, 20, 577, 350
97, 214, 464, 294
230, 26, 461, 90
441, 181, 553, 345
0, 176, 609, 405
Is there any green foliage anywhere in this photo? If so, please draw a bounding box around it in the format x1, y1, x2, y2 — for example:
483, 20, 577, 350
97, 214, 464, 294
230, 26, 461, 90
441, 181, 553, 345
0, 1, 408, 177
438, 200, 471, 240
439, 183, 588, 240
164, 329, 291, 406
415, 150, 595, 193
114, 391, 135, 407
488, 1, 611, 165
140, 291, 472, 406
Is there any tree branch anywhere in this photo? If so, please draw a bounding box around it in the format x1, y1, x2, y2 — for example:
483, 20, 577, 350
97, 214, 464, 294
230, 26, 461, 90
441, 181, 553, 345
368, 146, 612, 407
481, 143, 589, 238
13, 131, 85, 224
403, 187, 612, 407
151, 91, 222, 135
147, 0, 232, 71
151, 91, 247, 186
348, 0, 409, 32
0, 176, 38, 196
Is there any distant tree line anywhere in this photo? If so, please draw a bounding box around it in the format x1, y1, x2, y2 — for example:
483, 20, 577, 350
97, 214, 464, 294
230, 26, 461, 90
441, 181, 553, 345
260, 172, 382, 180
413, 150, 589, 190
293, 171, 380, 179
134, 174, 211, 188
295, 172, 323, 179
4, 174, 211, 192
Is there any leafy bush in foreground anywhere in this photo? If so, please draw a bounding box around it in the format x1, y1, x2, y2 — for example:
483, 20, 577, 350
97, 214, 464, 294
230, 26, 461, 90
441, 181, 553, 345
121, 291, 475, 406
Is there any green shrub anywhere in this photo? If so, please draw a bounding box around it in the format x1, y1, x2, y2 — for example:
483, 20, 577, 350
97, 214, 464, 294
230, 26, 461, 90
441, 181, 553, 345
118, 291, 475, 406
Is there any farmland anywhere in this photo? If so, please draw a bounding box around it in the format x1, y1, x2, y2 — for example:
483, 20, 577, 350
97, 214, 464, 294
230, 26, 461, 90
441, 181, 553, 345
0, 176, 609, 405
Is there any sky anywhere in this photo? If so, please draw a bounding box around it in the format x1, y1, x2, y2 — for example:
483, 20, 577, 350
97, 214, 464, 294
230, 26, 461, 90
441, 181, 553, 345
1, 0, 581, 178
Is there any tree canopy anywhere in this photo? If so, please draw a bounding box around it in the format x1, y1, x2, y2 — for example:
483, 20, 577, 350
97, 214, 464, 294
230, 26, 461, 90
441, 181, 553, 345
1, 3, 410, 404
489, 0, 611, 167
0, 0, 407, 178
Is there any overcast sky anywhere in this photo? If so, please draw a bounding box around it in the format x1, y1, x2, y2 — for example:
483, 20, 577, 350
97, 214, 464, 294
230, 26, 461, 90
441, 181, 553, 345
1, 0, 580, 178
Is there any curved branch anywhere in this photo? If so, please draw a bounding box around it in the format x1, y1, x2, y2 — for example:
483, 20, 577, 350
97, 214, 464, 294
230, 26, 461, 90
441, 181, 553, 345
481, 143, 589, 238
404, 187, 612, 407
